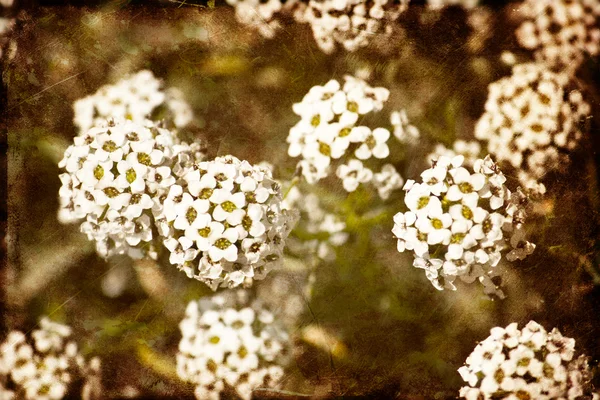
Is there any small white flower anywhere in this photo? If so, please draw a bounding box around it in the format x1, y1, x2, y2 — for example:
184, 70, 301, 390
354, 127, 390, 160
336, 159, 373, 192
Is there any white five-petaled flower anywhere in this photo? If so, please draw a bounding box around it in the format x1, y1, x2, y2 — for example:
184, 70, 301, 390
354, 127, 390, 160
336, 159, 373, 192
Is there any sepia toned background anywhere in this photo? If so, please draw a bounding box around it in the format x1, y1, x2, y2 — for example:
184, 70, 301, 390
3, 1, 600, 398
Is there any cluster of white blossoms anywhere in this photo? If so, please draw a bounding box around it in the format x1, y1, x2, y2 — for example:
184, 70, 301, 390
516, 0, 600, 75
0, 317, 100, 400
302, 0, 410, 53
459, 321, 598, 400
475, 63, 590, 188
73, 70, 193, 133
392, 155, 535, 296
156, 155, 297, 290
288, 76, 410, 200
58, 120, 188, 260
177, 293, 290, 400
283, 185, 348, 262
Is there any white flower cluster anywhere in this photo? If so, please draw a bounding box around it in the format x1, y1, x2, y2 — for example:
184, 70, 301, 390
302, 0, 410, 53
156, 155, 297, 290
392, 155, 535, 295
58, 120, 185, 260
427, 140, 482, 169
288, 76, 409, 200
475, 63, 590, 187
73, 70, 193, 133
0, 317, 100, 400
283, 185, 348, 261
459, 321, 598, 400
177, 293, 290, 400
516, 0, 600, 75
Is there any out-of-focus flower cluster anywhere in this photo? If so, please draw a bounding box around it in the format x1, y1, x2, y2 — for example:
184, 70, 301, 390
287, 76, 414, 200
459, 321, 598, 400
283, 184, 348, 262
156, 155, 297, 290
475, 63, 590, 190
393, 155, 535, 296
516, 0, 600, 75
225, 0, 410, 53
73, 70, 193, 133
177, 292, 290, 400
0, 317, 100, 400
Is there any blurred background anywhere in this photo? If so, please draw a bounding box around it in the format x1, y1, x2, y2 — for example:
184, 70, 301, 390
3, 0, 600, 398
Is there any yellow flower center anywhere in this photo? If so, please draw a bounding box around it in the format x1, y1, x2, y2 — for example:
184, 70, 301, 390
102, 140, 117, 152
186, 207, 197, 223
417, 196, 430, 209
126, 168, 137, 184
215, 238, 231, 250
94, 165, 104, 180
431, 218, 443, 229
339, 127, 351, 137
198, 227, 211, 238
103, 187, 120, 198
311, 115, 320, 127
137, 153, 152, 166
221, 201, 236, 212
318, 142, 331, 156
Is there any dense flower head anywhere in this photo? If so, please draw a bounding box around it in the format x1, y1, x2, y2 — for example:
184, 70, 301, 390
287, 76, 408, 199
0, 317, 100, 400
156, 155, 297, 290
282, 184, 348, 261
475, 63, 590, 186
392, 155, 535, 296
58, 120, 189, 259
516, 0, 600, 75
177, 292, 290, 400
458, 321, 597, 400
73, 70, 194, 133
302, 0, 410, 53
